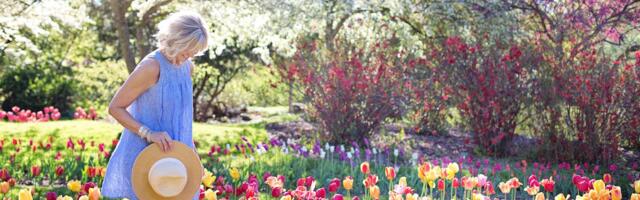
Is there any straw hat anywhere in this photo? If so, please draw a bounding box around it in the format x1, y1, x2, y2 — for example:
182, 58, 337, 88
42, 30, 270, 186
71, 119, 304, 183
132, 141, 203, 200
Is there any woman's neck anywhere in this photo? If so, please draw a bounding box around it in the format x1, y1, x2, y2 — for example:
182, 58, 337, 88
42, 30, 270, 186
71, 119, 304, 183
160, 50, 182, 65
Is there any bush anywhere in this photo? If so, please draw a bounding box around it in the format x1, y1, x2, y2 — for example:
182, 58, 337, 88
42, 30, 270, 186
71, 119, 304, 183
530, 49, 640, 163
287, 40, 412, 144
72, 60, 128, 116
427, 36, 541, 156
0, 64, 77, 116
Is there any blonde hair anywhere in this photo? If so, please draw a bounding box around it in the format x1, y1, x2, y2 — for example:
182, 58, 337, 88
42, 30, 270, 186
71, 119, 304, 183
155, 11, 209, 59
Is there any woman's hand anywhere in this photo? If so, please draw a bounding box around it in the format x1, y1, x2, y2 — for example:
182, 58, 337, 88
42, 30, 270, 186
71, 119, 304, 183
147, 131, 173, 152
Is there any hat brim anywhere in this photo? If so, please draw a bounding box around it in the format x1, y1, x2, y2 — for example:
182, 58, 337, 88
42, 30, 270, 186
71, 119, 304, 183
132, 141, 203, 200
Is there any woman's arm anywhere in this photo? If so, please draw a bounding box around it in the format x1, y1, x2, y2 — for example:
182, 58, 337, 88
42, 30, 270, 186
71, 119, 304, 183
108, 58, 173, 152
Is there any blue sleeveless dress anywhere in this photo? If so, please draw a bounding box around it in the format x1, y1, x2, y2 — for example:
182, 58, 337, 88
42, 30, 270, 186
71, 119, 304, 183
102, 49, 198, 200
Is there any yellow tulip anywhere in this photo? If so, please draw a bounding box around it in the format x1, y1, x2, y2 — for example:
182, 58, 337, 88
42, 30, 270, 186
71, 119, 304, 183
555, 194, 570, 200
229, 168, 240, 181
204, 189, 217, 200
417, 162, 430, 183
18, 188, 32, 200
630, 194, 640, 200
593, 180, 605, 192
343, 176, 353, 191
498, 182, 511, 194
202, 170, 216, 188
472, 193, 484, 200
525, 186, 539, 196
89, 187, 100, 200
535, 192, 545, 200
0, 181, 9, 194
406, 193, 418, 200
611, 186, 622, 200
369, 185, 380, 200
79, 195, 89, 200
399, 177, 407, 187
67, 180, 82, 193
635, 180, 640, 194
431, 166, 442, 180
447, 163, 459, 174
57, 196, 73, 200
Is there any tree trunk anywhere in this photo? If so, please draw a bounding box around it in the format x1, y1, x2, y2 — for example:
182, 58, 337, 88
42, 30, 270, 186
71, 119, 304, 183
288, 78, 293, 113
109, 0, 136, 73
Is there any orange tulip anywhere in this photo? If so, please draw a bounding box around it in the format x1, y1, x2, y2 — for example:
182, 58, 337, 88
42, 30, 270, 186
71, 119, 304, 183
385, 167, 396, 180
535, 192, 544, 200
343, 176, 353, 191
630, 194, 640, 200
88, 187, 100, 200
611, 186, 622, 200
0, 181, 9, 194
369, 185, 380, 200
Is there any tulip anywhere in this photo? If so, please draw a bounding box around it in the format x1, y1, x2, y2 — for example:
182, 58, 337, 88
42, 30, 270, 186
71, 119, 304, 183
67, 180, 82, 193
554, 194, 570, 200
230, 168, 240, 181
333, 194, 344, 200
477, 174, 487, 187
631, 194, 640, 200
535, 192, 545, 200
78, 195, 89, 200
406, 193, 418, 200
437, 179, 445, 191
88, 187, 100, 200
369, 185, 380, 200
593, 180, 605, 192
452, 177, 459, 188
603, 173, 612, 183
204, 189, 217, 200
46, 192, 57, 200
360, 162, 370, 174
202, 170, 216, 188
385, 167, 396, 180
271, 187, 282, 198
525, 186, 540, 196
31, 165, 41, 177
0, 181, 9, 194
280, 195, 293, 200
634, 180, 640, 193
611, 186, 622, 200
56, 196, 73, 200
18, 188, 32, 200
329, 180, 340, 193
352, 196, 360, 200
316, 188, 326, 198
55, 166, 65, 177
83, 182, 96, 194
507, 177, 522, 188
540, 177, 555, 193
417, 162, 430, 183
399, 177, 407, 187
498, 182, 510, 194
343, 176, 353, 197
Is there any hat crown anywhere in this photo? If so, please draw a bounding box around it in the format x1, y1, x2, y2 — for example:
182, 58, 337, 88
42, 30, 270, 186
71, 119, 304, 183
148, 157, 188, 197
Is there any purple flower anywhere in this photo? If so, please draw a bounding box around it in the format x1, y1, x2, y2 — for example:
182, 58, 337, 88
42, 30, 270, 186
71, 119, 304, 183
365, 149, 372, 160
608, 164, 617, 172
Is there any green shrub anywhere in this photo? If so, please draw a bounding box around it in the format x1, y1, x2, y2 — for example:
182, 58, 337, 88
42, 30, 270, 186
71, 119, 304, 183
0, 64, 76, 116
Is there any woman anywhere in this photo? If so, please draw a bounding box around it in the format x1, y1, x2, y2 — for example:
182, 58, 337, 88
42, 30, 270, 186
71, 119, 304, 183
102, 11, 208, 200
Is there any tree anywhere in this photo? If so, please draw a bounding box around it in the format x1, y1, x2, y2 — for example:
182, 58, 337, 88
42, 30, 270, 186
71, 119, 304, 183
108, 0, 173, 73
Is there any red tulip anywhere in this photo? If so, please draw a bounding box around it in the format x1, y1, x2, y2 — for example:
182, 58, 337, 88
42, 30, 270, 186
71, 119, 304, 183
333, 194, 344, 200
360, 162, 370, 174
305, 176, 315, 188
603, 173, 612, 183
540, 177, 554, 193
385, 167, 396, 180
316, 188, 326, 198
46, 192, 57, 200
31, 165, 41, 177
0, 169, 10, 181
452, 177, 460, 188
329, 180, 340, 193
271, 187, 282, 197
55, 166, 65, 177
83, 182, 96, 193
7, 178, 15, 186
437, 179, 445, 191
199, 186, 205, 199
352, 196, 360, 200
297, 178, 306, 187
528, 174, 539, 187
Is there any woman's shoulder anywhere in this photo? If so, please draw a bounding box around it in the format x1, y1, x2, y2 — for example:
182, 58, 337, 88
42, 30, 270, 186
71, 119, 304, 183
127, 58, 161, 88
